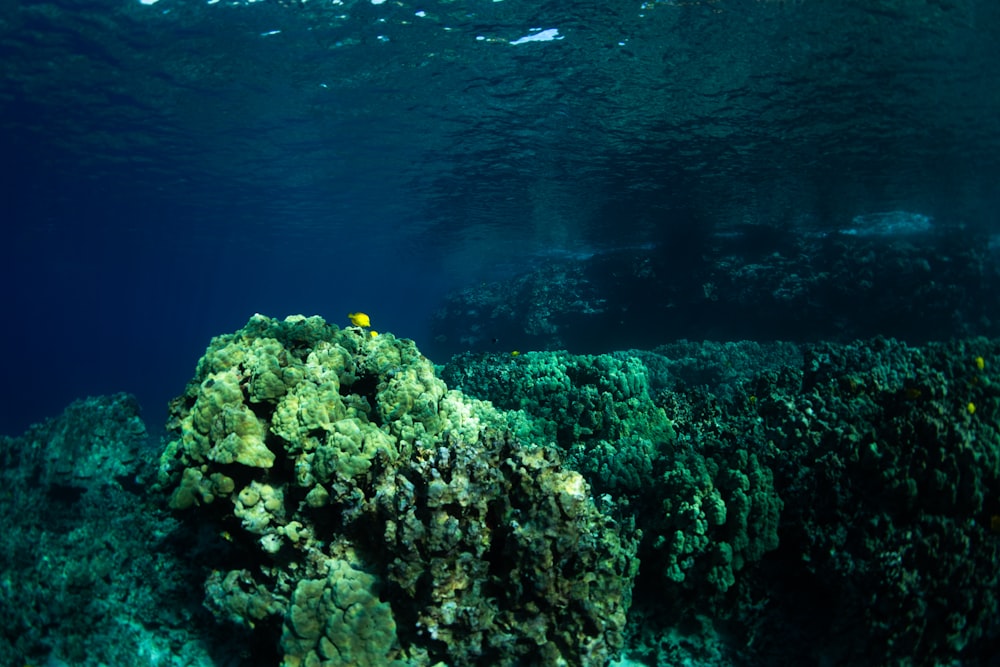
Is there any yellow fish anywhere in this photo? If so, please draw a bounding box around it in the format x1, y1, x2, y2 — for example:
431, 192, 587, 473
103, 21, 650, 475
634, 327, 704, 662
348, 312, 371, 327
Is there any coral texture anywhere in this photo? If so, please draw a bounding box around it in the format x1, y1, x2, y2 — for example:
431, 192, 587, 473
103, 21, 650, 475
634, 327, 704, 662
0, 394, 220, 667
442, 349, 781, 605
156, 314, 637, 667
754, 337, 1000, 663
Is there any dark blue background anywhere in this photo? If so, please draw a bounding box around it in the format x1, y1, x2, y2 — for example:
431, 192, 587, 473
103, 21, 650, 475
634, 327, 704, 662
3, 0, 1000, 434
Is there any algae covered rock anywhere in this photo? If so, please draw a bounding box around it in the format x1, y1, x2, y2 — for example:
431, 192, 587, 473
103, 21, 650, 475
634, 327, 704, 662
2, 392, 147, 489
376, 431, 636, 665
754, 337, 1000, 663
281, 556, 398, 667
156, 314, 637, 667
441, 348, 782, 605
0, 394, 221, 667
441, 350, 675, 498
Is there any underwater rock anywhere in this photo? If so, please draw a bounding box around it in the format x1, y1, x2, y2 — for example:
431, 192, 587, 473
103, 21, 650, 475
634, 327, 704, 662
443, 338, 1000, 665
753, 336, 1000, 664
428, 231, 1000, 358
7, 328, 997, 666
0, 393, 220, 667
1, 392, 146, 490
443, 349, 783, 619
156, 314, 638, 667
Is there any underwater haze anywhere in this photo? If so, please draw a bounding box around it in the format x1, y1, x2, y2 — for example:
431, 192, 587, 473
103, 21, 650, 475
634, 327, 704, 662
3, 0, 999, 433
5, 1, 1000, 666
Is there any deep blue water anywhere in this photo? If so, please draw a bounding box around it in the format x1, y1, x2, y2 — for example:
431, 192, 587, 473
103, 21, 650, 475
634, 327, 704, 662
3, 0, 1000, 435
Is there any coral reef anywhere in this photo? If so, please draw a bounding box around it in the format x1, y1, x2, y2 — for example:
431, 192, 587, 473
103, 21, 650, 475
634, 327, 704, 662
752, 337, 1000, 663
441, 350, 672, 492
442, 349, 782, 623
0, 393, 224, 667
155, 314, 638, 667
427, 230, 1000, 359
444, 338, 1000, 665
5, 322, 999, 667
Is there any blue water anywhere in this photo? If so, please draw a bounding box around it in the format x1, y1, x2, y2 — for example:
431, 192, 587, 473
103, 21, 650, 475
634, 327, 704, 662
2, 0, 1000, 434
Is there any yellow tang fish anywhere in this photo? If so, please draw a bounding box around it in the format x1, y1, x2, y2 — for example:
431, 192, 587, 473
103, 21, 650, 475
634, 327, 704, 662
348, 312, 371, 327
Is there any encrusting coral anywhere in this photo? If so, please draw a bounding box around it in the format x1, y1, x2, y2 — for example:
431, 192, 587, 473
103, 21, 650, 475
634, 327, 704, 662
4, 328, 1000, 666
441, 349, 782, 604
155, 314, 637, 667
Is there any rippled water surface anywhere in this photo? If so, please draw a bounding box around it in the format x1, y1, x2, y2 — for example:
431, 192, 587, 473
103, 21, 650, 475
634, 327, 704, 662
2, 0, 999, 430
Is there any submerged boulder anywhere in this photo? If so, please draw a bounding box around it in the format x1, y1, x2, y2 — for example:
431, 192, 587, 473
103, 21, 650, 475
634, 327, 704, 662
156, 314, 638, 667
0, 394, 218, 667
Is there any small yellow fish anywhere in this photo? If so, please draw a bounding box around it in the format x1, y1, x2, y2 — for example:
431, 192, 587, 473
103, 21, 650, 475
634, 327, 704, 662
348, 312, 371, 327
369, 330, 379, 338
511, 350, 520, 356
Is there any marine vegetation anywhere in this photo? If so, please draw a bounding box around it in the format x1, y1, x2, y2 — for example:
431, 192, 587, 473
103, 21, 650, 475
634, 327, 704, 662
154, 314, 637, 667
3, 320, 1000, 666
445, 337, 1000, 665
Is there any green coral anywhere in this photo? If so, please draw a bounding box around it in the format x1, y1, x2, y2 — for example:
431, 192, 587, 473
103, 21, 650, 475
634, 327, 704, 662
310, 417, 397, 484
441, 350, 675, 497
441, 347, 784, 624
10, 332, 1000, 666
156, 314, 637, 667
655, 444, 780, 593
755, 337, 1000, 662
281, 556, 399, 667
